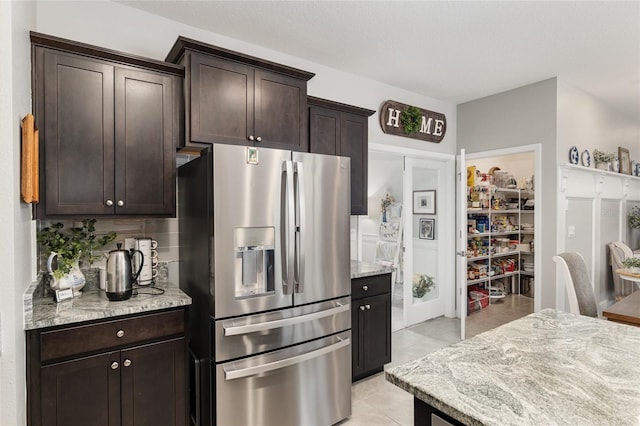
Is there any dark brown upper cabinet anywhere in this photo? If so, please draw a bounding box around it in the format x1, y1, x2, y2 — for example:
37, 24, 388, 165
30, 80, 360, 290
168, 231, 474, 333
31, 32, 184, 218
308, 97, 375, 215
166, 36, 314, 151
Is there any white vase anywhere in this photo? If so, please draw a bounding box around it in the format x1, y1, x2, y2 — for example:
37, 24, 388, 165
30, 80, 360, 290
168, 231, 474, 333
47, 252, 86, 295
595, 162, 609, 171
413, 296, 424, 304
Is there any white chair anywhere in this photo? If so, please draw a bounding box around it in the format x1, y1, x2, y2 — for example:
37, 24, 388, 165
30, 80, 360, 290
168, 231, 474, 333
552, 252, 599, 317
608, 241, 640, 300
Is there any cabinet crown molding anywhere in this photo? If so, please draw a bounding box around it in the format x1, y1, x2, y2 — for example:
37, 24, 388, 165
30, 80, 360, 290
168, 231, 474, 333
30, 32, 185, 77
308, 96, 376, 117
165, 35, 315, 81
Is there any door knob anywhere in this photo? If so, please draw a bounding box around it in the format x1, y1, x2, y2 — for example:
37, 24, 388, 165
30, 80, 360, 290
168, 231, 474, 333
359, 306, 365, 311
110, 361, 119, 370
248, 135, 255, 141
365, 304, 371, 310
123, 359, 132, 367
106, 199, 113, 207
116, 329, 125, 338
362, 285, 369, 291
256, 136, 262, 142
117, 200, 124, 207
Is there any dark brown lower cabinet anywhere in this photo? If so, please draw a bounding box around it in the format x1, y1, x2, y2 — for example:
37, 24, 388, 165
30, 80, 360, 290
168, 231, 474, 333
28, 309, 187, 426
351, 274, 392, 382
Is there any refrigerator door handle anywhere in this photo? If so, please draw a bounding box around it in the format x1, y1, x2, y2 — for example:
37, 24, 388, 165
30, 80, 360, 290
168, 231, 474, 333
223, 337, 350, 380
223, 303, 349, 336
281, 160, 295, 295
294, 161, 306, 293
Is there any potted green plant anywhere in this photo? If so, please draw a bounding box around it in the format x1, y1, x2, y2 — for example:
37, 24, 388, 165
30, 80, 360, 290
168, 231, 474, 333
622, 256, 640, 274
37, 219, 116, 294
412, 273, 435, 302
593, 149, 615, 170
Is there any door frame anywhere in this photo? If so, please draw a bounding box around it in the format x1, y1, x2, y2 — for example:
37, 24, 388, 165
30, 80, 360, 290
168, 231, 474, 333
464, 143, 543, 319
368, 143, 457, 322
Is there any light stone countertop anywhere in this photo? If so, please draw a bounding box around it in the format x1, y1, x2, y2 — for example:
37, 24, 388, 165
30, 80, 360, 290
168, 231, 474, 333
386, 309, 640, 426
24, 280, 191, 331
351, 259, 395, 279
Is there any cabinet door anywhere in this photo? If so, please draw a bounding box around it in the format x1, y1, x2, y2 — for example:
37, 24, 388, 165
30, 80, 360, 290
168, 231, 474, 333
351, 301, 364, 380
254, 69, 308, 151
120, 338, 187, 426
339, 112, 368, 215
309, 106, 339, 155
114, 68, 176, 215
189, 53, 254, 146
42, 50, 115, 216
361, 293, 392, 373
41, 351, 120, 426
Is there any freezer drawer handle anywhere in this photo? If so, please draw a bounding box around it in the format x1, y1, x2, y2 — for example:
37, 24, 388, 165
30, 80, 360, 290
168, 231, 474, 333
224, 337, 350, 380
223, 303, 349, 336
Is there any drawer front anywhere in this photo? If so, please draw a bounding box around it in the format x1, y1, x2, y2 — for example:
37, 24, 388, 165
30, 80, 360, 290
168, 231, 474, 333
351, 274, 391, 300
40, 309, 185, 362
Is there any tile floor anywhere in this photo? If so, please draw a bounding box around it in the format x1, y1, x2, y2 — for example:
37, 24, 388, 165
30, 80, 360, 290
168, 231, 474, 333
340, 293, 533, 425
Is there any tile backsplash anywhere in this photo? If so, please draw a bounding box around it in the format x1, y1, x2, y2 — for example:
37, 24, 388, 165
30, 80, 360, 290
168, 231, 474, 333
37, 217, 180, 274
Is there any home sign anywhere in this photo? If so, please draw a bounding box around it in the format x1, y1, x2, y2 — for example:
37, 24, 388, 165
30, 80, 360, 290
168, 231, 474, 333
379, 100, 447, 143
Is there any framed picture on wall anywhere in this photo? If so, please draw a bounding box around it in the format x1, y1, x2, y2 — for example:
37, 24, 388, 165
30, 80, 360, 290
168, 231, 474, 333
419, 218, 435, 240
413, 190, 436, 214
618, 147, 631, 175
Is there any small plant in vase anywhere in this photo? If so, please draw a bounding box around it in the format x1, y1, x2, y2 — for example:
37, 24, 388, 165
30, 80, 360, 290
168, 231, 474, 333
622, 256, 640, 274
380, 192, 394, 222
37, 219, 116, 294
593, 150, 615, 170
412, 273, 435, 301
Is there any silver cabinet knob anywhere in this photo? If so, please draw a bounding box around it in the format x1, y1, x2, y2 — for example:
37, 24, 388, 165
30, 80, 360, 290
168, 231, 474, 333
123, 359, 132, 367
359, 306, 365, 311
117, 200, 124, 207
365, 304, 371, 310
362, 285, 369, 291
106, 199, 114, 207
111, 361, 119, 370
116, 329, 125, 338
248, 135, 255, 141
256, 136, 262, 142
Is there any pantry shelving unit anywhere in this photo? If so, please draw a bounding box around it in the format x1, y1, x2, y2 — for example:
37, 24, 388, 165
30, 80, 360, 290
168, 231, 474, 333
466, 187, 535, 314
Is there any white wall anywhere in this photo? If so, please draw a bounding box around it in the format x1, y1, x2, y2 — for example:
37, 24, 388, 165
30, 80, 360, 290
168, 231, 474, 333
1, 2, 36, 425
457, 78, 558, 309
557, 80, 640, 166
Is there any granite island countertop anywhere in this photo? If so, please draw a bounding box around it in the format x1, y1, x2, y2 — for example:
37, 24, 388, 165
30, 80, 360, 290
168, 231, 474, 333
351, 260, 395, 279
24, 280, 191, 330
386, 309, 640, 426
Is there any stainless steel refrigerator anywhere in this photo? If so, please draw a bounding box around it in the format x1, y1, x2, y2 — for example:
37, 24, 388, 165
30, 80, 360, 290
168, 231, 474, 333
179, 143, 351, 426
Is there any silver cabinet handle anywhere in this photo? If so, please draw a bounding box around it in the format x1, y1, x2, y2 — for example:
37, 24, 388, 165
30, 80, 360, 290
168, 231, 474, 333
256, 136, 262, 142
360, 306, 365, 311
224, 303, 349, 336
106, 199, 113, 207
248, 135, 255, 141
294, 161, 305, 294
117, 200, 124, 207
365, 304, 371, 310
123, 359, 131, 367
116, 329, 125, 338
111, 361, 119, 370
224, 337, 350, 380
362, 285, 369, 291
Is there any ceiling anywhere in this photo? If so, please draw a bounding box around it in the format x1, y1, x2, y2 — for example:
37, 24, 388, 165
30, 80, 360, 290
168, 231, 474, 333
118, 1, 640, 121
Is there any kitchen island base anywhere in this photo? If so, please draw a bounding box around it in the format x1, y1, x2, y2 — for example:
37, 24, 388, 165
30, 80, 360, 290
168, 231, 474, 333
414, 397, 463, 426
